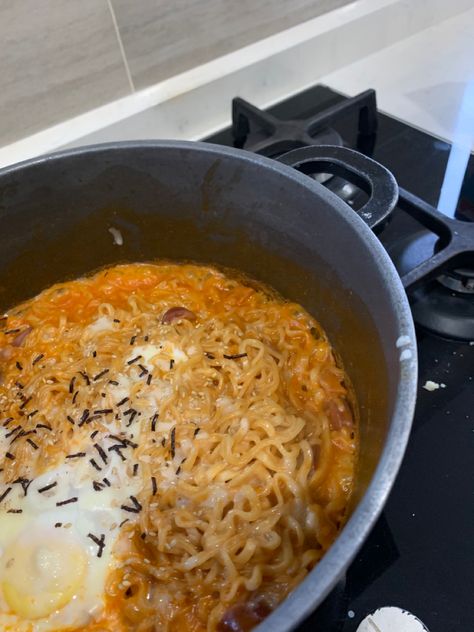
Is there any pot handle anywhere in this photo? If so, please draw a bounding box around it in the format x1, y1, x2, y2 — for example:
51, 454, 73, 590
276, 145, 398, 230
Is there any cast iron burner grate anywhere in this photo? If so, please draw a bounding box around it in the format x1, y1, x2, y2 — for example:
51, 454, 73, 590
231, 93, 474, 341
394, 189, 474, 340
232, 89, 377, 157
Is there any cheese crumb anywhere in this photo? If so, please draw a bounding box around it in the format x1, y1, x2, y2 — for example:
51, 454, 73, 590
423, 380, 440, 391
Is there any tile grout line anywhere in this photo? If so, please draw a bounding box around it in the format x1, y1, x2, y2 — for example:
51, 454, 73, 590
107, 0, 135, 93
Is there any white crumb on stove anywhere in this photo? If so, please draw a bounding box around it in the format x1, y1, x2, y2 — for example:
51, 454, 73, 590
396, 334, 411, 348
399, 348, 412, 361
347, 610, 355, 619
440, 383, 446, 388
108, 226, 123, 246
423, 380, 440, 391
470, 341, 474, 346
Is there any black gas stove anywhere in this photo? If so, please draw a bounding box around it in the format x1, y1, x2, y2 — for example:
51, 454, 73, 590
204, 86, 474, 632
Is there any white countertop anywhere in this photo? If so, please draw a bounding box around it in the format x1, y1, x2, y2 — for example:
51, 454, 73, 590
0, 0, 473, 168
319, 7, 474, 150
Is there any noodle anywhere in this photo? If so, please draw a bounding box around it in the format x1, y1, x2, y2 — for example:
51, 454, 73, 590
0, 263, 357, 632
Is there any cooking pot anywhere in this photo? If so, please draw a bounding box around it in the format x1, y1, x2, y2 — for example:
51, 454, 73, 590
0, 141, 417, 631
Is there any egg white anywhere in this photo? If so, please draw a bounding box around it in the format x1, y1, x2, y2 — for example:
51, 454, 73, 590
0, 334, 189, 631
0, 443, 142, 631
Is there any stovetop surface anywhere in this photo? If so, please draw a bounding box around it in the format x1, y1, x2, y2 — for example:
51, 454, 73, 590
204, 85, 474, 632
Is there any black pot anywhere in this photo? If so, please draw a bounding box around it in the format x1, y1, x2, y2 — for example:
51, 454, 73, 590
0, 141, 417, 631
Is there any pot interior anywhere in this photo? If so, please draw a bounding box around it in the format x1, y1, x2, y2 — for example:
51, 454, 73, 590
0, 142, 401, 517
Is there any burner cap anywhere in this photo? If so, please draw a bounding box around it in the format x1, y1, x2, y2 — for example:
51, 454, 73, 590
438, 267, 474, 294
410, 277, 474, 341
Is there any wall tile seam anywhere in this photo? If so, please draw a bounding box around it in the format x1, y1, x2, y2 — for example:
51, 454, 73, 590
107, 0, 135, 93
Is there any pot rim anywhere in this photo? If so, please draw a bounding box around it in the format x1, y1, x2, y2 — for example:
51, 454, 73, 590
0, 139, 418, 630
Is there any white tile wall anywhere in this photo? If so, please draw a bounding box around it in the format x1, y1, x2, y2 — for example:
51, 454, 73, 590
0, 0, 131, 146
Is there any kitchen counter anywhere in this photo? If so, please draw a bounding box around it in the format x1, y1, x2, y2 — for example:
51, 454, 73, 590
319, 7, 474, 150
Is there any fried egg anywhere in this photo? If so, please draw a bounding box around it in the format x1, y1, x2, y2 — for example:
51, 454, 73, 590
0, 314, 186, 630
0, 434, 142, 631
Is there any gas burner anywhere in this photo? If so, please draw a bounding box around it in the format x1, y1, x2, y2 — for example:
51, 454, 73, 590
230, 93, 474, 341
232, 91, 378, 205
231, 90, 378, 158
393, 189, 474, 340
438, 267, 474, 294
409, 278, 474, 341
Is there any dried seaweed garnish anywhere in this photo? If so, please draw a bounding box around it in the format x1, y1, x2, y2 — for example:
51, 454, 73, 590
90, 458, 102, 472
121, 495, 142, 513
93, 369, 109, 381
127, 355, 142, 366
170, 426, 176, 459
5, 425, 22, 439
87, 532, 106, 558
0, 487, 12, 504
78, 409, 90, 427
108, 445, 126, 461
19, 396, 32, 410
94, 443, 108, 464
13, 477, 32, 496
79, 371, 90, 386
56, 497, 78, 507
38, 482, 57, 494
